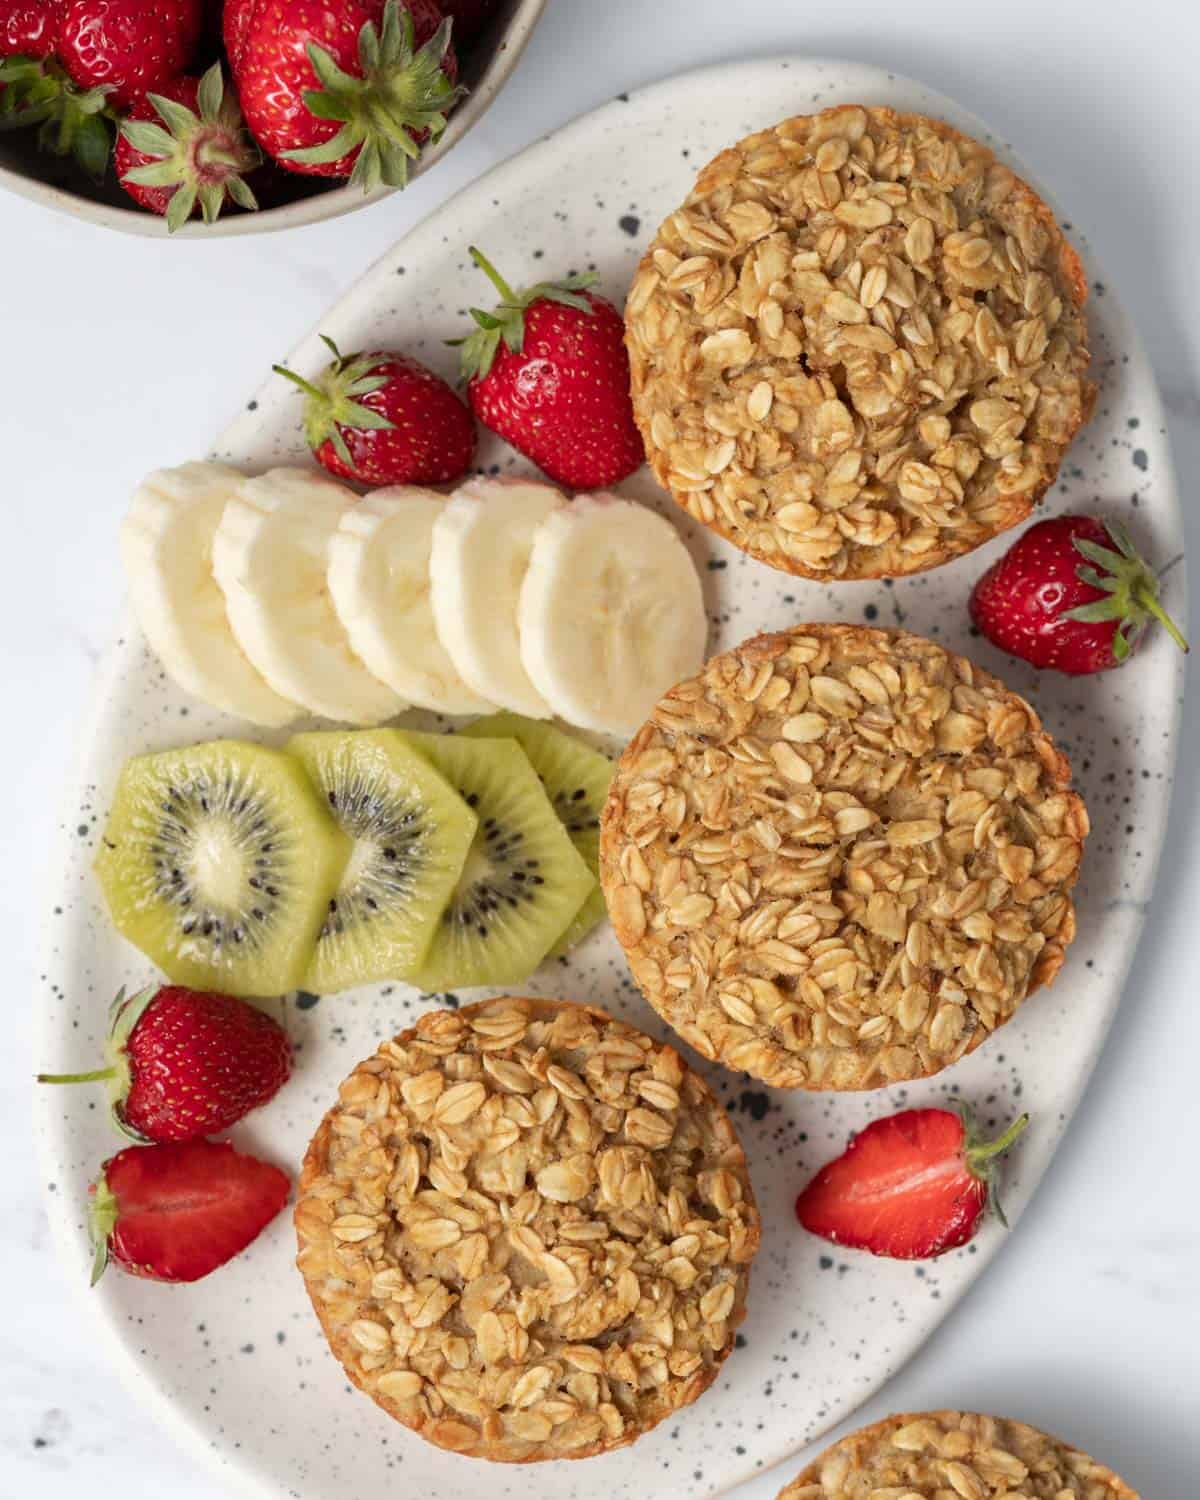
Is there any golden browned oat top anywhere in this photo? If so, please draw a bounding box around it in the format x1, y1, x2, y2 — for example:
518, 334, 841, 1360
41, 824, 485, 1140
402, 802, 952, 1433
777, 1410, 1139, 1498
599, 625, 1087, 1091
295, 996, 760, 1463
626, 106, 1094, 580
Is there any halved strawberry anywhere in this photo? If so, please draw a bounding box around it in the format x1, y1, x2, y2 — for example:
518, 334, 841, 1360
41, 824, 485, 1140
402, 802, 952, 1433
89, 1138, 290, 1284
795, 1104, 1029, 1260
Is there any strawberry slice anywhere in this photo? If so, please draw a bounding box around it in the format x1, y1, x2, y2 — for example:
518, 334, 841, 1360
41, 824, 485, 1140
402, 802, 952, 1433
89, 1139, 289, 1284
795, 1104, 1028, 1260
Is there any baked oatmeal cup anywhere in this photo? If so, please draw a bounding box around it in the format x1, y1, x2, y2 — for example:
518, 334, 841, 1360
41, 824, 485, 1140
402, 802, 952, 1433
295, 995, 760, 1462
777, 1409, 1138, 1498
626, 106, 1095, 579
600, 625, 1088, 1090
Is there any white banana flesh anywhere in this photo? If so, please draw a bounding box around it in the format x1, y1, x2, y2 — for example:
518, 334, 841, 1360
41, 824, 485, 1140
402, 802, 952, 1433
121, 461, 300, 728
327, 487, 494, 716
518, 493, 708, 735
430, 477, 564, 718
212, 467, 405, 725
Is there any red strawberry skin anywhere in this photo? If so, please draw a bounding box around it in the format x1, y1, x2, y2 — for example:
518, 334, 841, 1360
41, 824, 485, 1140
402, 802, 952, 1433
318, 353, 475, 485
59, 0, 202, 109
93, 1139, 289, 1283
970, 515, 1132, 674
468, 292, 644, 490
796, 1108, 986, 1260
233, 0, 451, 177
114, 72, 199, 217
119, 986, 291, 1142
0, 0, 64, 56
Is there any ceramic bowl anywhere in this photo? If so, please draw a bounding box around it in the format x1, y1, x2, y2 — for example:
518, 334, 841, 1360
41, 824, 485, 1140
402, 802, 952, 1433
0, 0, 546, 238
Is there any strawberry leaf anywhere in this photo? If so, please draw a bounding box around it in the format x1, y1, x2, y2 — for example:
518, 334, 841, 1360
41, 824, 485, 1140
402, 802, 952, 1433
282, 2, 462, 190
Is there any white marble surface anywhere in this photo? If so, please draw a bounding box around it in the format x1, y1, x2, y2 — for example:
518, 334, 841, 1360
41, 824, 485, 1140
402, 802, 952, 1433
5, 0, 1199, 1494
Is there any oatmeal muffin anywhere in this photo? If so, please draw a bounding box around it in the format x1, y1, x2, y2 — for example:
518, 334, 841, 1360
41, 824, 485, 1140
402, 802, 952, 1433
626, 106, 1095, 579
599, 625, 1087, 1090
295, 995, 760, 1462
777, 1410, 1138, 1498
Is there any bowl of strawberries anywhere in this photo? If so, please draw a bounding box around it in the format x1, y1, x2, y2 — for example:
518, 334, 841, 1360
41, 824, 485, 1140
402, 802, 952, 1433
0, 0, 546, 235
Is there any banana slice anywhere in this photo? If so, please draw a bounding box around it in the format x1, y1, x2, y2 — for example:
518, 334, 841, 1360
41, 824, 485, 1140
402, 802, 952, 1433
212, 467, 405, 725
121, 462, 300, 728
430, 477, 564, 718
327, 487, 494, 716
518, 493, 708, 735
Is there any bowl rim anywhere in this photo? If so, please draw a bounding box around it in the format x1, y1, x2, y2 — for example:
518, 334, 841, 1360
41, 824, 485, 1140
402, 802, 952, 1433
0, 0, 548, 238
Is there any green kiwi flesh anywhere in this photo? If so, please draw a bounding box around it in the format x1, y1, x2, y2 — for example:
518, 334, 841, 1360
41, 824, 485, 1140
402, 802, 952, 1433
400, 732, 596, 991
460, 713, 613, 956
288, 730, 477, 994
93, 739, 345, 998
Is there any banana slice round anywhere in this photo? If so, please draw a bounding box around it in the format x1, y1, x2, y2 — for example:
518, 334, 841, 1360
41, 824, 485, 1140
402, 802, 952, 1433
121, 462, 300, 728
327, 487, 494, 716
212, 467, 405, 725
430, 477, 565, 718
518, 493, 708, 735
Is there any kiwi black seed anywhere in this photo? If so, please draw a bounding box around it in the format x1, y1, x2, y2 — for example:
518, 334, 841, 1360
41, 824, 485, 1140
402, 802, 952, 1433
459, 713, 615, 955
93, 739, 345, 997
401, 732, 596, 990
287, 731, 477, 994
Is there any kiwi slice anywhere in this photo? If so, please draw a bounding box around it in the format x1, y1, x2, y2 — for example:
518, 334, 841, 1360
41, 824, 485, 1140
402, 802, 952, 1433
460, 713, 613, 955
287, 730, 477, 994
400, 732, 596, 991
94, 739, 346, 998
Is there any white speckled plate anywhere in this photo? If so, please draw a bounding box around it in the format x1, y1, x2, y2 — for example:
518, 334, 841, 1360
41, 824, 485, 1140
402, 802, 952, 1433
36, 58, 1186, 1500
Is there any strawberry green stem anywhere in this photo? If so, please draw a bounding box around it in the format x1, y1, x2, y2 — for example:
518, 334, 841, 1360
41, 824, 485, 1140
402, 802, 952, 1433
272, 364, 326, 402
468, 245, 517, 305
1136, 584, 1189, 654
966, 1111, 1029, 1168
37, 1067, 118, 1085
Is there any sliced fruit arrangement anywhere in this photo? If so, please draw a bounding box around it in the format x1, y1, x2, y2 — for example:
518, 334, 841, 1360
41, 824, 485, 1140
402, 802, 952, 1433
453, 246, 645, 489
93, 723, 613, 995
89, 1137, 289, 1283
39, 983, 291, 1142
288, 728, 477, 992
518, 491, 708, 735
121, 462, 299, 727
93, 738, 346, 997
795, 1104, 1030, 1260
121, 462, 708, 736
400, 730, 595, 989
460, 712, 613, 955
275, 335, 475, 488
429, 477, 564, 718
211, 466, 405, 724
2, 0, 476, 226
325, 486, 491, 714
970, 513, 1188, 673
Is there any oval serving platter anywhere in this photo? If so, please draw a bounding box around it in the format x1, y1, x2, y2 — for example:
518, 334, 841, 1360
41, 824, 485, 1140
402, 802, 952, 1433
35, 57, 1186, 1500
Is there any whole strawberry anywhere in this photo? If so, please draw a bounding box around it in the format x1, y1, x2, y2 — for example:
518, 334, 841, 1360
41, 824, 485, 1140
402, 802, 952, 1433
275, 334, 475, 485
455, 247, 645, 489
115, 62, 260, 230
796, 1104, 1029, 1260
89, 1138, 289, 1283
229, 0, 459, 189
58, 0, 202, 110
970, 514, 1187, 674
39, 984, 291, 1143
0, 1, 111, 175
